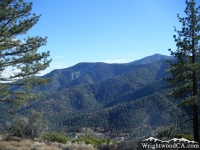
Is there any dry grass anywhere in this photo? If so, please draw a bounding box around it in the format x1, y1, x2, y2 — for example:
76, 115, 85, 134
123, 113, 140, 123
0, 135, 97, 150
0, 140, 34, 150
0, 134, 32, 150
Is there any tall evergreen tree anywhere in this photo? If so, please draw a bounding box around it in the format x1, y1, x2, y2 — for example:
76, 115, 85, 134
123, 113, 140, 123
0, 0, 51, 112
167, 0, 200, 142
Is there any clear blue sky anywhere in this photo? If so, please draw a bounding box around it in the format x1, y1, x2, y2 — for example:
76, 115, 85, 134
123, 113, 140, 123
24, 0, 199, 75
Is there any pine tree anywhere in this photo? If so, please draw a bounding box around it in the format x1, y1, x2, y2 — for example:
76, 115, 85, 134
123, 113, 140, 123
0, 0, 51, 112
167, 0, 200, 142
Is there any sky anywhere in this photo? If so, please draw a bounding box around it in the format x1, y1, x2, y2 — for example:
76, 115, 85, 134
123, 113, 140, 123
21, 0, 200, 75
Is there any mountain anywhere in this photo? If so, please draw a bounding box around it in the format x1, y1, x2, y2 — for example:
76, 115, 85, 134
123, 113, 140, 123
38, 62, 135, 94
38, 54, 173, 94
129, 54, 173, 65
26, 57, 169, 113
18, 54, 191, 137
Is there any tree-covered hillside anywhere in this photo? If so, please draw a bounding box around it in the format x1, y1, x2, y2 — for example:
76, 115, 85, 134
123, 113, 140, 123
61, 91, 189, 137
24, 59, 170, 113
17, 55, 193, 137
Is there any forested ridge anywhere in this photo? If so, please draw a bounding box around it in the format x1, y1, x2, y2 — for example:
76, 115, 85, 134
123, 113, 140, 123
16, 54, 193, 137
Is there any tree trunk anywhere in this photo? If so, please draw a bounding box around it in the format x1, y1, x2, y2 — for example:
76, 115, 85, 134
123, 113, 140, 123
193, 104, 199, 142
191, 68, 199, 142
191, 25, 199, 141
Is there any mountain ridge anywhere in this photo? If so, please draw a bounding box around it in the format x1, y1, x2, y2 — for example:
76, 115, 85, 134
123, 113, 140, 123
128, 53, 173, 65
18, 53, 191, 138
38, 54, 173, 93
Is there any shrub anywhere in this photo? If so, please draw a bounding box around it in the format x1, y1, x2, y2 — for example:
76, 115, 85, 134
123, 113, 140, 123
98, 144, 117, 150
9, 109, 49, 138
116, 141, 138, 150
81, 127, 95, 137
43, 132, 69, 144
73, 136, 117, 147
174, 133, 194, 141
10, 117, 26, 138
155, 126, 175, 139
73, 136, 99, 146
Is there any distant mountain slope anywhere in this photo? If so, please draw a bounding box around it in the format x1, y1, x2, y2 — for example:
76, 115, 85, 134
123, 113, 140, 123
61, 91, 185, 137
26, 59, 170, 114
39, 54, 173, 94
18, 53, 189, 137
129, 54, 173, 65
39, 62, 134, 94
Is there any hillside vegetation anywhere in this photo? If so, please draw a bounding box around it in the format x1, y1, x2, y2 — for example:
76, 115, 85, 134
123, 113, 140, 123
16, 54, 192, 138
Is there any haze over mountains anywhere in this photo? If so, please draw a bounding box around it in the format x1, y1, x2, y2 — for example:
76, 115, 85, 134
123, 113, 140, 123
20, 54, 189, 137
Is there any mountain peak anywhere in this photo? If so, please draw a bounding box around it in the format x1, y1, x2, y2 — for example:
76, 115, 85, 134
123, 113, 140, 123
129, 54, 173, 65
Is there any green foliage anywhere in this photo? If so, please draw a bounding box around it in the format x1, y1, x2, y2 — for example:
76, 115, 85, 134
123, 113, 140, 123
81, 127, 95, 137
73, 136, 115, 147
98, 144, 118, 150
43, 132, 69, 144
174, 133, 194, 141
75, 137, 99, 146
0, 0, 51, 112
155, 126, 175, 139
9, 109, 49, 138
167, 0, 200, 142
61, 91, 189, 136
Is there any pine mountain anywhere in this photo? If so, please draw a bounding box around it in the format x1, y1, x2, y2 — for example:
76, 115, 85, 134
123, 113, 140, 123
20, 54, 190, 137
27, 54, 171, 112
128, 53, 173, 65
38, 54, 172, 93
